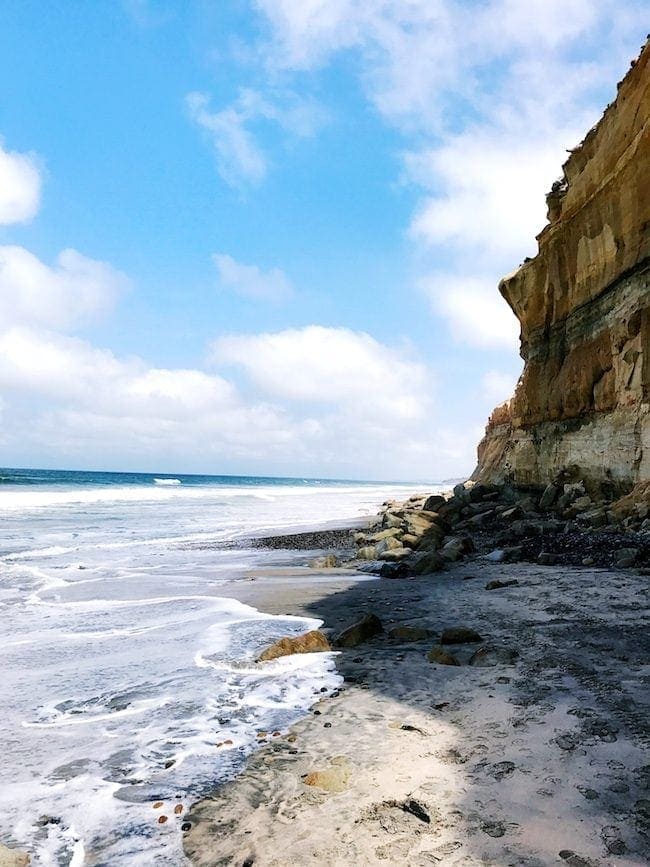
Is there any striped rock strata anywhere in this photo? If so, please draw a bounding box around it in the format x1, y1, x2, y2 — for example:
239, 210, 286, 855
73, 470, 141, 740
475, 39, 649, 495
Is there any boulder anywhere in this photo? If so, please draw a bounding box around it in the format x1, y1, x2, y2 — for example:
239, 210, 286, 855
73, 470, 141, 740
423, 494, 446, 511
368, 527, 403, 543
378, 547, 412, 562
537, 552, 558, 565
440, 627, 483, 645
615, 547, 640, 567
258, 630, 331, 662
383, 513, 405, 529
375, 536, 403, 555
389, 626, 433, 642
334, 613, 383, 647
356, 546, 377, 560
427, 646, 461, 666
309, 554, 339, 568
411, 551, 445, 575
416, 524, 446, 551
469, 645, 518, 667
539, 483, 559, 509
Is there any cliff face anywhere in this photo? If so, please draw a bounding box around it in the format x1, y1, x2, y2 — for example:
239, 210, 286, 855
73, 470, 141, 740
475, 39, 650, 494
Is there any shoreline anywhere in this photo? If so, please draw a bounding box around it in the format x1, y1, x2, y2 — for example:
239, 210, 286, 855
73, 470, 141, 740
183, 522, 649, 866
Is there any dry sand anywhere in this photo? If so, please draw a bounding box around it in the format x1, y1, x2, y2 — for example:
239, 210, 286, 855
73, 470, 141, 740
184, 559, 649, 867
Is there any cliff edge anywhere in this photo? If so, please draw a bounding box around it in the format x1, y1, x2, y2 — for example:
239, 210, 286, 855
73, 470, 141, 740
474, 39, 649, 494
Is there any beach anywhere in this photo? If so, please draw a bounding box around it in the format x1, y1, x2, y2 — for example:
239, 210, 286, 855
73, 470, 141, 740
184, 549, 649, 866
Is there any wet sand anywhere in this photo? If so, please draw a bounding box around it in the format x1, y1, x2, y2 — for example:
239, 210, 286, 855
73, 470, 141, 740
184, 556, 650, 866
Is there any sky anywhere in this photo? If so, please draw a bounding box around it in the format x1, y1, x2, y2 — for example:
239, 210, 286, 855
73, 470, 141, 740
0, 0, 647, 481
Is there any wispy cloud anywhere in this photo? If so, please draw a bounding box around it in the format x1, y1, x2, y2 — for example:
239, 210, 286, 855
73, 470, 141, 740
252, 0, 647, 346
213, 253, 294, 303
186, 88, 326, 188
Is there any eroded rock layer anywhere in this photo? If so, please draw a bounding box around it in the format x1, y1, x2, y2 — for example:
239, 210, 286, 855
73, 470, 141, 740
475, 39, 650, 493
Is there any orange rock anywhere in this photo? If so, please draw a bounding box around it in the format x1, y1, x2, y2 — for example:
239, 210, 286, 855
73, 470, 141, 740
153, 801, 163, 809
174, 804, 183, 815
158, 815, 168, 824
474, 38, 650, 491
257, 630, 330, 662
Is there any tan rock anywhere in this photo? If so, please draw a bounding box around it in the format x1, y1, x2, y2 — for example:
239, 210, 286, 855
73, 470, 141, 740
427, 646, 460, 666
377, 546, 412, 562
303, 757, 350, 793
257, 630, 330, 662
356, 545, 377, 560
0, 846, 30, 867
474, 39, 650, 492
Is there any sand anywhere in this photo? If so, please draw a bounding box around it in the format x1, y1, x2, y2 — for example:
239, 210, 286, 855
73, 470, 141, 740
183, 557, 650, 866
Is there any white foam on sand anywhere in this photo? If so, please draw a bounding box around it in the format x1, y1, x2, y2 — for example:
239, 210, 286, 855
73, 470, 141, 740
0, 479, 432, 863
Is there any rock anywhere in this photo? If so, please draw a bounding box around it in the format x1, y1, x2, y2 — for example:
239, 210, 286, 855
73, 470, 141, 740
582, 556, 595, 566
375, 536, 403, 555
401, 533, 420, 547
440, 535, 473, 562
427, 646, 461, 666
303, 757, 350, 793
501, 505, 524, 520
367, 527, 403, 542
486, 545, 521, 563
537, 551, 558, 565
309, 554, 339, 568
615, 546, 639, 566
416, 523, 446, 550
576, 506, 609, 527
334, 613, 383, 647
485, 579, 519, 590
389, 626, 432, 642
486, 548, 506, 562
453, 482, 470, 502
257, 630, 331, 662
423, 494, 446, 511
383, 512, 405, 530
539, 483, 559, 509
411, 551, 445, 574
472, 42, 650, 492
0, 846, 30, 867
571, 495, 593, 513
440, 627, 483, 645
356, 545, 377, 560
469, 645, 518, 666
378, 546, 412, 562
379, 561, 410, 579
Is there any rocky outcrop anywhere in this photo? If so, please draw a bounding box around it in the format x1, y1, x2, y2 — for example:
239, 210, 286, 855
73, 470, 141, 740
257, 630, 331, 661
475, 39, 649, 494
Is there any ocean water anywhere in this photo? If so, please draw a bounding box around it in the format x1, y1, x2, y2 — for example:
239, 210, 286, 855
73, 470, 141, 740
0, 468, 435, 865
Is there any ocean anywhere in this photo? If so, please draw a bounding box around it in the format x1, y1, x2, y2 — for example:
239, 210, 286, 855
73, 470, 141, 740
0, 468, 437, 865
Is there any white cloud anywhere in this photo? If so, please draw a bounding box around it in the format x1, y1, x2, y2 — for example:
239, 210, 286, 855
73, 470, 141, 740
0, 140, 41, 225
186, 88, 325, 187
0, 322, 455, 479
252, 0, 647, 348
213, 253, 293, 302
420, 274, 519, 349
0, 246, 129, 331
211, 325, 429, 421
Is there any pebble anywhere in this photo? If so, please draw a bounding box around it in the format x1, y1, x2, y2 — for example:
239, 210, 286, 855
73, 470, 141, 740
181, 822, 192, 832
158, 815, 168, 824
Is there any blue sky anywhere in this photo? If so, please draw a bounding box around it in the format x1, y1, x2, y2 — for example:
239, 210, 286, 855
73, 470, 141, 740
0, 0, 647, 480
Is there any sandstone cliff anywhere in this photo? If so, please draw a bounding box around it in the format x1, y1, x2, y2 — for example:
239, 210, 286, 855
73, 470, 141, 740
474, 39, 649, 495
